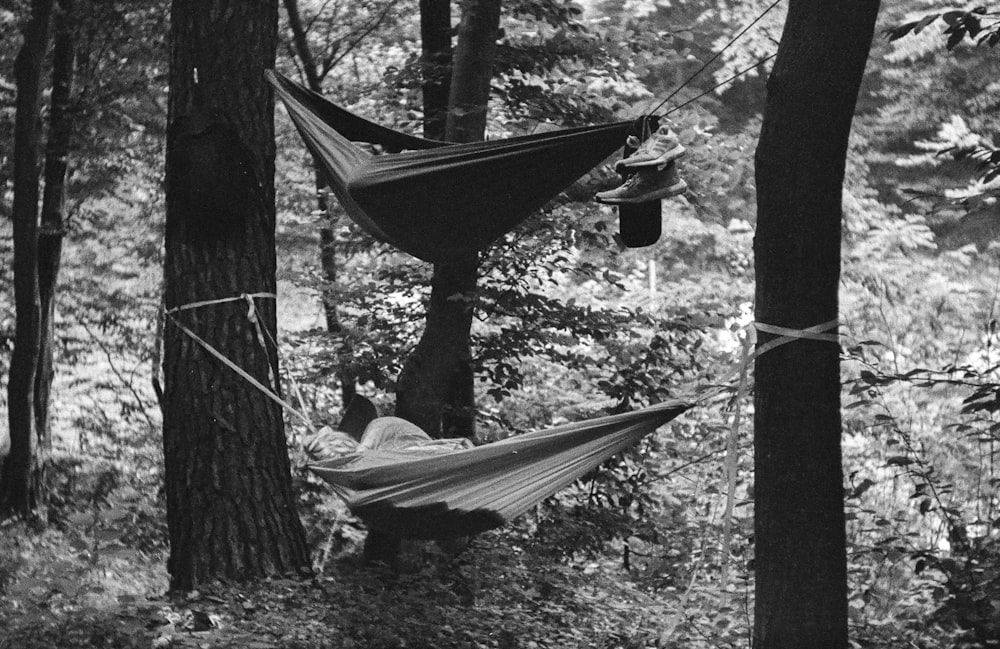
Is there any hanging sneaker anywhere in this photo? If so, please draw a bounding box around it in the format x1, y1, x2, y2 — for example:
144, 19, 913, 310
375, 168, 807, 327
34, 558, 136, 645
596, 162, 687, 204
615, 124, 685, 172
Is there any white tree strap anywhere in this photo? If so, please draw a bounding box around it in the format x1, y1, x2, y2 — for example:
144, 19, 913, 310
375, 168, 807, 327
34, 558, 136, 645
753, 319, 840, 358
166, 292, 280, 392
688, 318, 841, 404
240, 293, 278, 390
165, 312, 317, 434
164, 292, 277, 315
163, 292, 317, 435
251, 308, 315, 432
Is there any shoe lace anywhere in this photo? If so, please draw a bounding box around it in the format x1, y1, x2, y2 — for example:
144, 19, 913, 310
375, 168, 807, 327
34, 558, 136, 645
620, 172, 643, 189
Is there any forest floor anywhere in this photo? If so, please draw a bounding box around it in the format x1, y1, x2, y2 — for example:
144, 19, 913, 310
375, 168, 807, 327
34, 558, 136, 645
0, 487, 963, 649
0, 510, 706, 649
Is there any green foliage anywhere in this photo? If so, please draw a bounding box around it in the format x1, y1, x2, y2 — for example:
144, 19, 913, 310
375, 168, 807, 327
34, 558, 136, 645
885, 6, 1000, 50
866, 2, 1000, 222
841, 351, 1000, 645
839, 248, 1000, 644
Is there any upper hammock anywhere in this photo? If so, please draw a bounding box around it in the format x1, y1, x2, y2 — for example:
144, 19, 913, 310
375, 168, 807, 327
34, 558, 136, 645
268, 71, 638, 262
309, 400, 688, 539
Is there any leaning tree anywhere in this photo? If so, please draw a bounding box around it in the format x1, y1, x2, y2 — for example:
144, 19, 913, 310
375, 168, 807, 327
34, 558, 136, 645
162, 0, 309, 590
753, 0, 880, 647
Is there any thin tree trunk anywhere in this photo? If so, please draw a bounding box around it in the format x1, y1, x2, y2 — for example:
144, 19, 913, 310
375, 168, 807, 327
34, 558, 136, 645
283, 0, 321, 90
164, 0, 309, 590
1, 0, 53, 517
35, 0, 76, 447
444, 0, 499, 144
283, 0, 356, 404
420, 0, 452, 141
752, 1, 879, 647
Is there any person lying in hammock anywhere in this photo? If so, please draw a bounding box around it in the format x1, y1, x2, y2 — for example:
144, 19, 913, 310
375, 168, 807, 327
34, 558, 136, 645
308, 398, 689, 541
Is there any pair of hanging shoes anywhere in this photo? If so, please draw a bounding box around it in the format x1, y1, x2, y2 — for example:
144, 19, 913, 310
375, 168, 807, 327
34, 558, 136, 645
597, 125, 688, 205
614, 124, 686, 174
596, 161, 687, 204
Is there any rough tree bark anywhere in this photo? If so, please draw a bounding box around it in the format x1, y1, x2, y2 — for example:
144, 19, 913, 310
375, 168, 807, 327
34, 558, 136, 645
394, 0, 500, 441
752, 1, 879, 647
1, 0, 53, 516
35, 0, 76, 449
163, 0, 309, 590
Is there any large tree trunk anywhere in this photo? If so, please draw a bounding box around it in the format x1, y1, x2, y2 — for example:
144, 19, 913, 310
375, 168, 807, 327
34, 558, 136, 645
283, 0, 356, 405
420, 0, 452, 141
1, 0, 53, 517
35, 0, 76, 449
395, 0, 500, 441
752, 1, 879, 647
163, 0, 309, 590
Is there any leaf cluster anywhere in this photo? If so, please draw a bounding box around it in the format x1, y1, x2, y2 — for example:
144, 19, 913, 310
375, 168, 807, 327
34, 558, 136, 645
885, 6, 1000, 50
943, 142, 1000, 185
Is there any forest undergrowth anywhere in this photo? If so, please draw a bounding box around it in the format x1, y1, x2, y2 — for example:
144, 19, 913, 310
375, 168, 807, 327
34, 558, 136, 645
2, 205, 999, 649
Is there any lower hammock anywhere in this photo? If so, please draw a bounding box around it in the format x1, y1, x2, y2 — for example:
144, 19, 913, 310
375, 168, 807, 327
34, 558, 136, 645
309, 400, 689, 539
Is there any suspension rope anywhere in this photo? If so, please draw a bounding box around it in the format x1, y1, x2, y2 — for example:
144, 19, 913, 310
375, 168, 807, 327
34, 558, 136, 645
164, 294, 840, 447
686, 318, 841, 405
664, 52, 776, 117
650, 0, 784, 116
164, 292, 320, 435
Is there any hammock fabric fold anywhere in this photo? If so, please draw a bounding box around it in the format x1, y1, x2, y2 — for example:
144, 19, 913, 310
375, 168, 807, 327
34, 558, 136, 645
309, 400, 688, 539
268, 71, 638, 262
